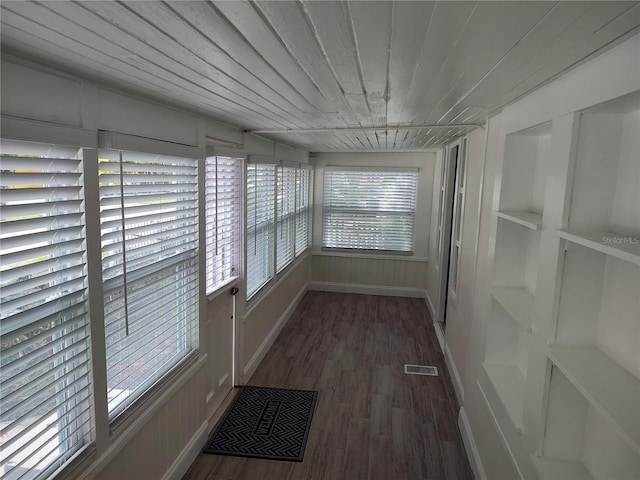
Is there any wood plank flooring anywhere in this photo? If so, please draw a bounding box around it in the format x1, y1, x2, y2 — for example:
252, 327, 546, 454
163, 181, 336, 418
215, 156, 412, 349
184, 292, 474, 480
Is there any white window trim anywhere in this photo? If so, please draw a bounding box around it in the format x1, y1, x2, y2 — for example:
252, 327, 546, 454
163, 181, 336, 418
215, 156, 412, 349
97, 145, 200, 421
246, 159, 312, 305
1, 139, 95, 480
321, 166, 419, 255
204, 155, 243, 297
77, 131, 209, 470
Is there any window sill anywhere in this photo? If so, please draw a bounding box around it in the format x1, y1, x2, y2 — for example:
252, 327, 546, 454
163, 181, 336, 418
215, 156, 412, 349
312, 250, 428, 262
206, 276, 240, 303
110, 352, 206, 435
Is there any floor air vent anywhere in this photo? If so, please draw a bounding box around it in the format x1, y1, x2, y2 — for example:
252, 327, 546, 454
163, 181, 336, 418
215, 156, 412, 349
404, 364, 438, 376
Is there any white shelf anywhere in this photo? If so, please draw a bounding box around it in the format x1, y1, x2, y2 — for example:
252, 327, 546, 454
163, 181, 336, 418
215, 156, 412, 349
548, 345, 640, 454
531, 455, 593, 480
557, 229, 640, 266
491, 287, 534, 330
483, 363, 525, 433
496, 210, 542, 230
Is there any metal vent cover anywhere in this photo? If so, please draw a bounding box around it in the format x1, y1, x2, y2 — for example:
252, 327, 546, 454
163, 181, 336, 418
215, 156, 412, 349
404, 364, 438, 376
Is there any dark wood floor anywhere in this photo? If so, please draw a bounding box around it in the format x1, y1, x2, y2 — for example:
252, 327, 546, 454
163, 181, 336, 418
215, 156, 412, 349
184, 291, 474, 480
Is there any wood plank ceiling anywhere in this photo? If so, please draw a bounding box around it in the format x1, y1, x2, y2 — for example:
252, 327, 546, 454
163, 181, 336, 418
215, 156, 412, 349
1, 1, 639, 151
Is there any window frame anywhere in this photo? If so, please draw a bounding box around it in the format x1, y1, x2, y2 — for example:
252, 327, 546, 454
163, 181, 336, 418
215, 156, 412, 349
96, 144, 200, 422
204, 155, 243, 297
321, 166, 419, 255
245, 158, 312, 304
0, 138, 96, 480
245, 160, 277, 301
276, 163, 298, 273
294, 165, 312, 258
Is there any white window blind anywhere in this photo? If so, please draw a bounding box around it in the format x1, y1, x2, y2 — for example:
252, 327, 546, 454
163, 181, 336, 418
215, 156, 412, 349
205, 156, 242, 295
276, 166, 296, 272
1, 140, 93, 480
98, 149, 199, 419
246, 163, 275, 300
295, 167, 311, 257
322, 168, 417, 253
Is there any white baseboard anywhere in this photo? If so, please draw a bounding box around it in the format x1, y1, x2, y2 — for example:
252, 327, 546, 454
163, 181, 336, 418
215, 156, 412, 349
458, 407, 488, 480
444, 343, 464, 405
162, 421, 209, 480
242, 282, 308, 383
308, 281, 426, 299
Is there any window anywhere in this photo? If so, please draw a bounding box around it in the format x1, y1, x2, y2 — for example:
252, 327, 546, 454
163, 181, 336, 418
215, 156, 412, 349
98, 149, 199, 418
1, 140, 93, 480
246, 163, 275, 300
295, 167, 312, 257
205, 156, 242, 295
246, 160, 311, 301
322, 168, 418, 253
276, 165, 296, 272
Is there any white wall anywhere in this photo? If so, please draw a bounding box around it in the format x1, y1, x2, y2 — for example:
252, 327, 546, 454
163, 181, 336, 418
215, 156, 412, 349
441, 127, 486, 404
451, 32, 640, 480
1, 55, 311, 480
425, 149, 444, 317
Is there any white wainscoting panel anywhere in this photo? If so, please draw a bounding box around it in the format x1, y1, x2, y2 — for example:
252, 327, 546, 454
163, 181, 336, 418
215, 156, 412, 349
311, 253, 428, 290
94, 368, 206, 480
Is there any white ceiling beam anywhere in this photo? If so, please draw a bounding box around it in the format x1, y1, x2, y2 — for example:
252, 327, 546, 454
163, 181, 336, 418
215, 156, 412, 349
248, 123, 482, 134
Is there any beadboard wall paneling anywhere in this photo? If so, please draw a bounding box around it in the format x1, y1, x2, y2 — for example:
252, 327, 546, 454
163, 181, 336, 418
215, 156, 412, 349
311, 254, 428, 291
242, 255, 311, 375
94, 368, 206, 480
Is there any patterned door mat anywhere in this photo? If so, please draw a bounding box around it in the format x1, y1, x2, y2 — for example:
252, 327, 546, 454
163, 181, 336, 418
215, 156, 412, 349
204, 386, 318, 462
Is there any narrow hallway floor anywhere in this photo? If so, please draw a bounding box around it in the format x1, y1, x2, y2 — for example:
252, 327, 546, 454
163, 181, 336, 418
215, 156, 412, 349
184, 291, 474, 480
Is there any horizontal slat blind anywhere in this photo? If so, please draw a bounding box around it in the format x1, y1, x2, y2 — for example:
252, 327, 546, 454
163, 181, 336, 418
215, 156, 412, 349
0, 139, 93, 480
98, 149, 199, 419
276, 166, 296, 272
205, 156, 242, 295
246, 164, 275, 300
322, 169, 417, 253
295, 167, 311, 257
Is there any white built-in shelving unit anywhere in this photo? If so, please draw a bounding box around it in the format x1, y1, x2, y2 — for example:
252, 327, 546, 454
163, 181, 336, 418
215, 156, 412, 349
482, 90, 640, 480
482, 122, 551, 436
533, 92, 640, 480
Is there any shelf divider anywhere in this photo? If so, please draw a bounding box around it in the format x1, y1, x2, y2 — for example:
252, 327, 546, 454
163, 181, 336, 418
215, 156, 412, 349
548, 345, 640, 454
557, 229, 640, 266
482, 362, 525, 433
491, 287, 534, 331
496, 210, 543, 230
531, 455, 593, 480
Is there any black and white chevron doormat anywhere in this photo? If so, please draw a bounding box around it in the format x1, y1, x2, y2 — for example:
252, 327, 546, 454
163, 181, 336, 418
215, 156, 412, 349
204, 386, 318, 462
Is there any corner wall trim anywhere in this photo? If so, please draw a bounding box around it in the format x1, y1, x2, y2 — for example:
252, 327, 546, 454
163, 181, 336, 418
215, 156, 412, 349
424, 290, 436, 320
162, 421, 209, 480
458, 408, 488, 480
445, 344, 465, 405
433, 320, 445, 353
242, 282, 308, 382
308, 281, 426, 299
